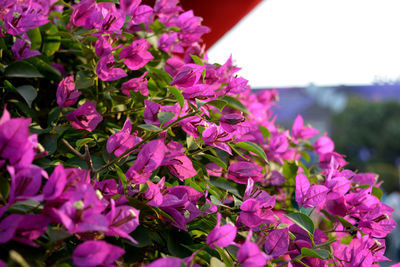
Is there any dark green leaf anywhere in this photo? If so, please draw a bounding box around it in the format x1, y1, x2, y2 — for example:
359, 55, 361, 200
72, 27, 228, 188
48, 106, 61, 126
46, 227, 71, 243
201, 153, 227, 171
372, 186, 383, 200
216, 248, 234, 267
221, 95, 250, 114
16, 85, 37, 108
114, 164, 127, 189
337, 216, 354, 228
285, 212, 315, 236
150, 20, 166, 34
40, 134, 57, 155
259, 125, 271, 138
283, 161, 298, 180
206, 99, 227, 111
75, 138, 95, 150
209, 177, 241, 198
28, 57, 62, 81
97, 0, 119, 3
235, 141, 268, 163
5, 61, 44, 78
158, 111, 175, 126
0, 176, 10, 201
42, 24, 61, 56
169, 86, 185, 110
27, 28, 42, 50
147, 66, 172, 84
137, 124, 162, 132
190, 54, 204, 65
300, 248, 330, 260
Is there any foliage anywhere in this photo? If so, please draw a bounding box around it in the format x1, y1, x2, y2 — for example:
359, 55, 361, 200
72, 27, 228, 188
0, 1, 396, 266
333, 96, 400, 193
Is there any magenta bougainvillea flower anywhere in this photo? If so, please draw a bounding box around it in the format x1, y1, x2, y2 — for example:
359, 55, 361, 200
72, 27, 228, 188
121, 71, 149, 96
73, 240, 125, 267
56, 75, 81, 108
120, 39, 154, 70
314, 134, 334, 154
264, 228, 289, 258
228, 161, 263, 184
292, 115, 319, 141
4, 3, 49, 35
106, 199, 140, 243
237, 231, 268, 267
170, 63, 205, 88
126, 139, 166, 184
161, 141, 197, 181
97, 54, 127, 81
202, 123, 232, 155
11, 34, 41, 60
206, 213, 237, 249
66, 101, 103, 132
107, 119, 142, 157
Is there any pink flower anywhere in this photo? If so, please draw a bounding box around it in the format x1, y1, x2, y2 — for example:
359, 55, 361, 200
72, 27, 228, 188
237, 231, 268, 267
11, 34, 41, 60
120, 39, 154, 70
56, 75, 81, 108
206, 213, 237, 248
292, 115, 319, 141
228, 162, 263, 184
66, 101, 103, 132
73, 240, 125, 267
96, 54, 127, 81
314, 134, 334, 154
106, 119, 142, 157
121, 72, 149, 96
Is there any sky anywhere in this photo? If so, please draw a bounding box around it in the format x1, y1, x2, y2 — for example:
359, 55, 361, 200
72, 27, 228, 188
207, 0, 400, 88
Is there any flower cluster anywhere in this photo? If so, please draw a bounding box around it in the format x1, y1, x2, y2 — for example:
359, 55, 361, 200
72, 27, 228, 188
0, 0, 396, 266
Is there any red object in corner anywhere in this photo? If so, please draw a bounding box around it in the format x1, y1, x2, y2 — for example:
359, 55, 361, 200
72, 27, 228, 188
143, 0, 262, 50
180, 0, 262, 49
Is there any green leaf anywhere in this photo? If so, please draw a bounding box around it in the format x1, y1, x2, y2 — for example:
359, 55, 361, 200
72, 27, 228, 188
201, 153, 227, 171
190, 54, 204, 65
48, 106, 61, 126
210, 257, 225, 267
9, 200, 42, 213
5, 61, 44, 78
206, 99, 227, 111
16, 85, 37, 108
27, 27, 42, 50
114, 164, 127, 189
41, 23, 61, 56
259, 125, 271, 138
372, 186, 383, 200
147, 66, 172, 84
283, 161, 298, 180
137, 124, 162, 132
301, 151, 310, 162
300, 248, 330, 260
285, 212, 315, 236
235, 141, 268, 163
221, 95, 250, 114
40, 134, 58, 155
9, 250, 30, 267
195, 98, 207, 108
28, 57, 61, 81
158, 111, 175, 126
209, 177, 241, 198
169, 86, 185, 111
216, 248, 234, 267
75, 138, 95, 150
75, 70, 94, 89
149, 19, 166, 34
0, 176, 10, 200
337, 216, 354, 228
46, 227, 72, 243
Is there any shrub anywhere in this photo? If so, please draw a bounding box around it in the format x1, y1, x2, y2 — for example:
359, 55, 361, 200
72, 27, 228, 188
0, 0, 395, 266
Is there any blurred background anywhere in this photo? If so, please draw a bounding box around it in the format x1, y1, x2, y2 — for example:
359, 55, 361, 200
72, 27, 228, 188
184, 0, 400, 263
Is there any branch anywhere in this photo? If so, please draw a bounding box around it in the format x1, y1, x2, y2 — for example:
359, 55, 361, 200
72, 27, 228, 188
61, 138, 95, 178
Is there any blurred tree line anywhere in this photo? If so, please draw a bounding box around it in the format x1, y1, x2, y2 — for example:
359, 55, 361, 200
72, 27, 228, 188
332, 96, 400, 193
